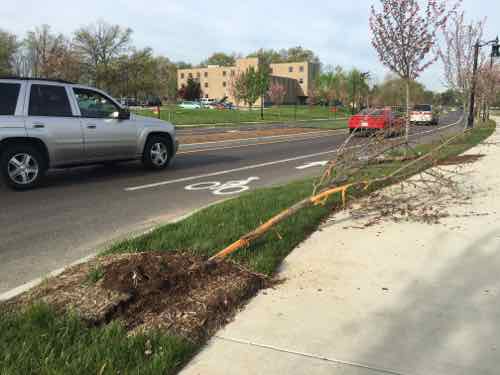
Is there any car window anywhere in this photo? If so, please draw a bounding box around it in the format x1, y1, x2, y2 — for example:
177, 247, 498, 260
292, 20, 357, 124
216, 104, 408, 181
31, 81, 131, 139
413, 105, 431, 111
29, 84, 72, 117
73, 88, 120, 119
0, 83, 21, 116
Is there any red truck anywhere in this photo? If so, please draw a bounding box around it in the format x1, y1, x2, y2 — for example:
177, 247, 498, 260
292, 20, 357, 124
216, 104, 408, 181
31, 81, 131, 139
348, 108, 405, 137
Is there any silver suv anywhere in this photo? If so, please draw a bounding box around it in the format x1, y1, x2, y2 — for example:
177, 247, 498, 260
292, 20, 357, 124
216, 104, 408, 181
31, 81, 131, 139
0, 77, 178, 190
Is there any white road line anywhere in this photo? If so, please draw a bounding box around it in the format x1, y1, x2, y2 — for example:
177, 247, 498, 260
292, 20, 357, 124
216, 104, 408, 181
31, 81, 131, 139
125, 148, 341, 191
125, 116, 464, 192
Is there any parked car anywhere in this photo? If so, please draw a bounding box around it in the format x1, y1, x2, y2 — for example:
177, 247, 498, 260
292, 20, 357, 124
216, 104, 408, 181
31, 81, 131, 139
348, 108, 405, 137
410, 104, 439, 125
200, 98, 216, 108
0, 77, 178, 190
119, 97, 139, 107
178, 101, 202, 109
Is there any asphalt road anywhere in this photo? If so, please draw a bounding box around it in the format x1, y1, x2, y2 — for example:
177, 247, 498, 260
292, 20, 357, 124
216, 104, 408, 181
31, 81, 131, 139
0, 111, 463, 294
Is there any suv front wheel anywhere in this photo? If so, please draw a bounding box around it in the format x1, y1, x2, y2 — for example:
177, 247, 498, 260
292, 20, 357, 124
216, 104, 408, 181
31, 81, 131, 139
1, 145, 47, 190
142, 136, 171, 170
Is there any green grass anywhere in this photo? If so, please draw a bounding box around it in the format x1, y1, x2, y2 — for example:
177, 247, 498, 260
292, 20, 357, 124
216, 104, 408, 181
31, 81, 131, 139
0, 304, 195, 375
1, 120, 494, 375
135, 105, 349, 127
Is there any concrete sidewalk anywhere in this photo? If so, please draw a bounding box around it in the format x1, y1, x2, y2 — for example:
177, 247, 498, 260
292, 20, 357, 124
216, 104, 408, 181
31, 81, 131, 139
181, 119, 500, 375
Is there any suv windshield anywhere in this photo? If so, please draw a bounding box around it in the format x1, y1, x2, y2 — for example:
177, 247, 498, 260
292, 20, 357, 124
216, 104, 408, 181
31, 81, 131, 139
0, 83, 21, 115
413, 104, 432, 111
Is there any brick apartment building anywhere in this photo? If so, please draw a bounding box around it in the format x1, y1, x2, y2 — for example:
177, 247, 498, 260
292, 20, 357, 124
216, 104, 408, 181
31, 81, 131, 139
177, 57, 320, 105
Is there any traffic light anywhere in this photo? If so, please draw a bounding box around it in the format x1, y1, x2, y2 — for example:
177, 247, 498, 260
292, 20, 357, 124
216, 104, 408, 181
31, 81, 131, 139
493, 37, 500, 58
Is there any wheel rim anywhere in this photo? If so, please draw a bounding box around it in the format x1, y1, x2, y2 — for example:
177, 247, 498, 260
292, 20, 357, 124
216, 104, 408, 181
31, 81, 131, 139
150, 142, 168, 167
8, 153, 39, 185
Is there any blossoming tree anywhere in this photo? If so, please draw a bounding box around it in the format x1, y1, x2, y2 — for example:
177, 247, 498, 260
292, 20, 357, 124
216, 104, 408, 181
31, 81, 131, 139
370, 0, 459, 140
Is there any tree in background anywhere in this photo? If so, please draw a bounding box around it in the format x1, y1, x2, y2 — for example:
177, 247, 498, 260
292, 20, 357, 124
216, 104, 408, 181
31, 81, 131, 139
73, 21, 132, 89
247, 48, 284, 65
436, 11, 485, 116
240, 66, 261, 109
346, 69, 370, 113
154, 57, 178, 103
202, 52, 238, 67
370, 75, 434, 108
22, 25, 81, 81
436, 89, 461, 107
0, 29, 18, 75
477, 62, 500, 120
247, 46, 320, 64
228, 72, 246, 107
267, 82, 287, 118
370, 0, 458, 140
228, 66, 269, 110
178, 77, 201, 101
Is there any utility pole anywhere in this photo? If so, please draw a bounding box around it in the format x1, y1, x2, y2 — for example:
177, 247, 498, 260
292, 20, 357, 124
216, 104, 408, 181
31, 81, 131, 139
467, 36, 499, 129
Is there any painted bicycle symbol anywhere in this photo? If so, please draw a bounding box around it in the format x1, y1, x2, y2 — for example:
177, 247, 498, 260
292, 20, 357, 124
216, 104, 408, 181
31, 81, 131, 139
185, 177, 260, 196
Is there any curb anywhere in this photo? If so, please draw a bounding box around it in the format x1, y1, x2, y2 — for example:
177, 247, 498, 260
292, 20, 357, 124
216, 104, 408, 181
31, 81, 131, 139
0, 201, 224, 302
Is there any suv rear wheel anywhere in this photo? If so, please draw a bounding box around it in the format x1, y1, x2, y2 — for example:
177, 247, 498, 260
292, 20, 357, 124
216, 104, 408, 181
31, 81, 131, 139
142, 136, 171, 170
1, 145, 47, 190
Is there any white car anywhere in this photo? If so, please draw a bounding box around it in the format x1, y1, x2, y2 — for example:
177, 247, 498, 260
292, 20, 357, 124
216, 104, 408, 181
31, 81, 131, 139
178, 101, 202, 109
410, 104, 439, 125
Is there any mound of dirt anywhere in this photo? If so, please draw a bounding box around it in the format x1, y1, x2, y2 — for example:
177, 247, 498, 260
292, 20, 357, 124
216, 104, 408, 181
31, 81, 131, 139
2, 252, 267, 343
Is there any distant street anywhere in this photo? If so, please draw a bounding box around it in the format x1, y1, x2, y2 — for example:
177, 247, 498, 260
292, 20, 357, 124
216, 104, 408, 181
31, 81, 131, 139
0, 112, 463, 294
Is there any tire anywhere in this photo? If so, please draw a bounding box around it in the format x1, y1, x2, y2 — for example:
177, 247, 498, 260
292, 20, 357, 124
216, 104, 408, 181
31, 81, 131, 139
1, 144, 47, 190
142, 136, 172, 170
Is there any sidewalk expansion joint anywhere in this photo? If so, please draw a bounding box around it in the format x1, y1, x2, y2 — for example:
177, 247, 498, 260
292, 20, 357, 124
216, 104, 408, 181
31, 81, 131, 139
214, 335, 413, 375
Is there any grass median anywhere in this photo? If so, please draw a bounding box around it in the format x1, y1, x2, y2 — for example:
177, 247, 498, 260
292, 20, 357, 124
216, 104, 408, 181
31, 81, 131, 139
136, 105, 349, 127
1, 120, 495, 375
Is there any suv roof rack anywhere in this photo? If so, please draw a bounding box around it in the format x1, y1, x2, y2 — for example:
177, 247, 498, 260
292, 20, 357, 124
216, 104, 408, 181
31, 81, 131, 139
0, 76, 75, 84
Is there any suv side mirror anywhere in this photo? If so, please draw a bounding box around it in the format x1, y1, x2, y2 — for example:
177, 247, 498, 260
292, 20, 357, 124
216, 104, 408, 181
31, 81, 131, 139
118, 109, 130, 120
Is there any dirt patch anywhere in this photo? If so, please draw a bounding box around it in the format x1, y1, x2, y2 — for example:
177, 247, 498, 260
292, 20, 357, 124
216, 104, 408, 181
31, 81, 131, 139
178, 127, 325, 144
437, 154, 484, 166
1, 252, 267, 343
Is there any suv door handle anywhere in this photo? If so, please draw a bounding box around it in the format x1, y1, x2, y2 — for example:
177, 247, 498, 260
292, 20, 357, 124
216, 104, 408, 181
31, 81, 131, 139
33, 122, 45, 129
87, 124, 97, 129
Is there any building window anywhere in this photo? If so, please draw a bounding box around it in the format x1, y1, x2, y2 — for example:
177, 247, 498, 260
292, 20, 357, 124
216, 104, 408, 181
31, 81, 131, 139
204, 72, 208, 78
231, 70, 235, 76
299, 66, 304, 72
196, 72, 200, 78
222, 71, 227, 77
204, 82, 209, 88
289, 66, 293, 73
299, 78, 304, 84
269, 68, 273, 74
188, 73, 193, 79
222, 81, 227, 87
180, 73, 185, 79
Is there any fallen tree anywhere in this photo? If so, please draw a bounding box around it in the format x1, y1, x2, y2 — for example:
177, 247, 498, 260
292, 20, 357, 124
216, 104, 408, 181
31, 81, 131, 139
209, 127, 470, 262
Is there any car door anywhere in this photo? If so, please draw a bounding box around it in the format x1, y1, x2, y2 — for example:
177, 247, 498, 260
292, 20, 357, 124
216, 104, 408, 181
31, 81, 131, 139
72, 88, 138, 161
25, 83, 85, 166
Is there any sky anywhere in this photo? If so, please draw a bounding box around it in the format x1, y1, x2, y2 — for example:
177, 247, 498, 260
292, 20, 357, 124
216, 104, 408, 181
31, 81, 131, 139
2, 0, 498, 92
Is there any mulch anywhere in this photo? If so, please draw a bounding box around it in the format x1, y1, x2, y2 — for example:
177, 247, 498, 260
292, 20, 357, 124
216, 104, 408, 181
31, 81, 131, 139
1, 252, 268, 343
